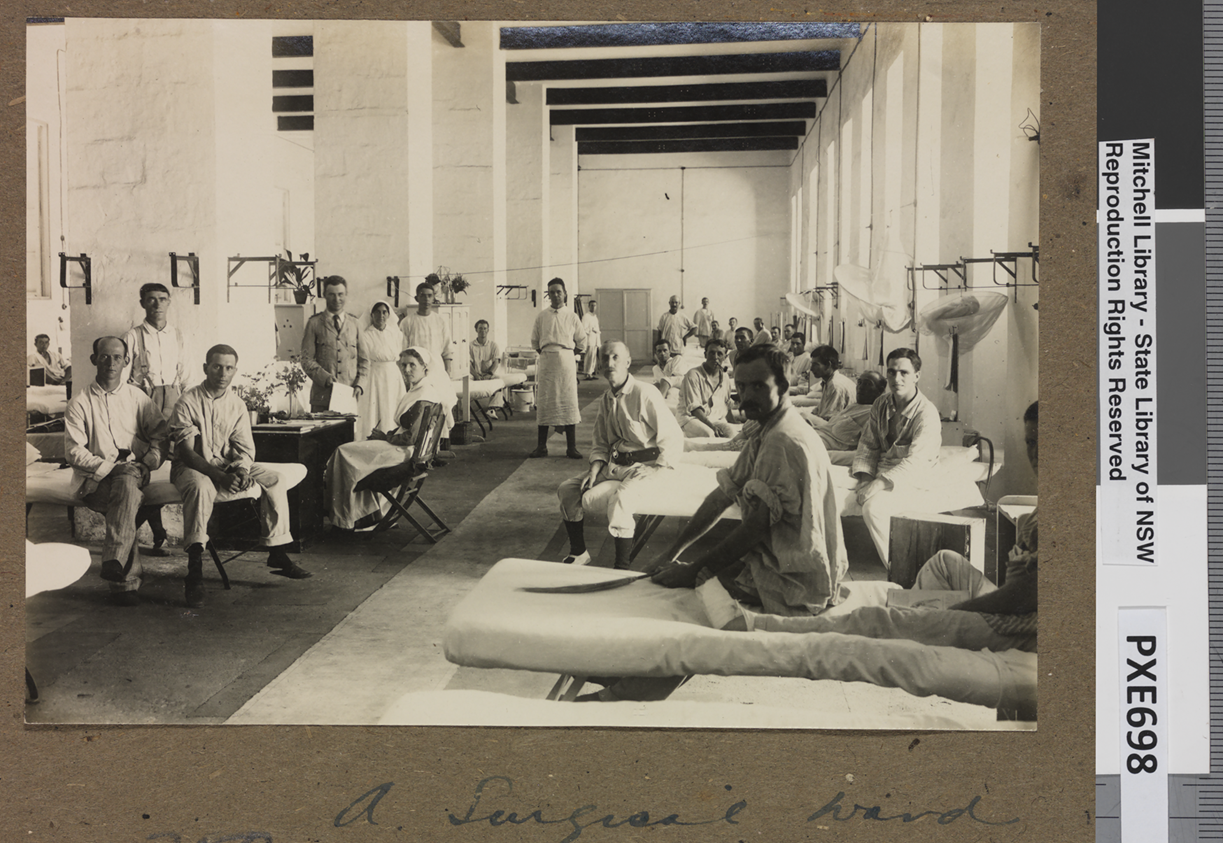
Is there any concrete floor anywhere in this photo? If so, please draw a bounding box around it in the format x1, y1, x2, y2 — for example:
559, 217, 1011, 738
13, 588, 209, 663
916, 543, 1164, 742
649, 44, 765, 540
25, 367, 1012, 730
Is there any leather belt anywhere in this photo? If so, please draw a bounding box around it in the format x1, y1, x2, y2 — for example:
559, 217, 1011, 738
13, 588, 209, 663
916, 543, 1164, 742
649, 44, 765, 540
611, 446, 660, 466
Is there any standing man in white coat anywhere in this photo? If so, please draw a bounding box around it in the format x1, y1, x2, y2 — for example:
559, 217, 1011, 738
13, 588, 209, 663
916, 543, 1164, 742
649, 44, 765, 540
580, 299, 602, 381
529, 278, 587, 459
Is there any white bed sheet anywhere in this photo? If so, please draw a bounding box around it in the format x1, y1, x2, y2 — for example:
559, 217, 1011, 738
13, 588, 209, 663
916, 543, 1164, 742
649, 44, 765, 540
27, 385, 68, 416
443, 558, 1036, 712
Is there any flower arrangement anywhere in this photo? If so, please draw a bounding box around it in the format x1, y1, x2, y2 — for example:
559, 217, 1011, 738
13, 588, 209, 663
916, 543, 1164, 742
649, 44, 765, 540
234, 382, 272, 414
430, 266, 470, 303
235, 358, 311, 419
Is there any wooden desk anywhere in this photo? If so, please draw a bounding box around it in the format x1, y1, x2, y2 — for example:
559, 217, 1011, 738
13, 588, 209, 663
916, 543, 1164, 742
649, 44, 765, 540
212, 417, 354, 550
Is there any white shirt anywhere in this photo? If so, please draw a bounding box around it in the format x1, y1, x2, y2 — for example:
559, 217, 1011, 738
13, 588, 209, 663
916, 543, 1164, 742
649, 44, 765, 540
123, 321, 185, 389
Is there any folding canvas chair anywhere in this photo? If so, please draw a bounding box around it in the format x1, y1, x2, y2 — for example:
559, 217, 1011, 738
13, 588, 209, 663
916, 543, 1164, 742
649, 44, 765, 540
352, 401, 451, 542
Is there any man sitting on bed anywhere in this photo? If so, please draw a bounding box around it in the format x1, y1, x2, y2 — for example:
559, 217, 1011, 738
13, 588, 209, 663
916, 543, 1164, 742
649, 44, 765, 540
677, 339, 737, 439
557, 340, 684, 570
851, 347, 942, 571
65, 336, 168, 606
650, 340, 684, 400
29, 333, 71, 386
171, 344, 311, 608
803, 370, 886, 460
704, 401, 1039, 712
578, 343, 846, 702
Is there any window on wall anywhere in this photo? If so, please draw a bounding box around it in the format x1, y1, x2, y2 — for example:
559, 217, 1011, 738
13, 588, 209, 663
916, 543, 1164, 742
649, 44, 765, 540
272, 35, 314, 132
26, 120, 50, 299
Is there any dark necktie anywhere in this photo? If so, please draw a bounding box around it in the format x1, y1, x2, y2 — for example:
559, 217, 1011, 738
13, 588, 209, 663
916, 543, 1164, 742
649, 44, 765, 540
333, 315, 341, 335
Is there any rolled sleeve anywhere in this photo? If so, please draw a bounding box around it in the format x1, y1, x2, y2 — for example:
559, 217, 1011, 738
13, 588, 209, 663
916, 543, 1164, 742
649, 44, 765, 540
646, 392, 684, 468
739, 477, 784, 524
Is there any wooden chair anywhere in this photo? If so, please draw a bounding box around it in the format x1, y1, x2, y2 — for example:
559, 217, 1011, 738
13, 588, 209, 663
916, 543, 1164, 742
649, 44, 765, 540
352, 401, 451, 542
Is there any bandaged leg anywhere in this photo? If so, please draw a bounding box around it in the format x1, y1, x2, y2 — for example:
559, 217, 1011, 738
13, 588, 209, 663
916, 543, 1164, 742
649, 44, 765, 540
795, 632, 1037, 709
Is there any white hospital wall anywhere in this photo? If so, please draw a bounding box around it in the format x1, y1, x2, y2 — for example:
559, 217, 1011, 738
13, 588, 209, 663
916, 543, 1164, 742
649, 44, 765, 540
313, 21, 415, 318
26, 23, 70, 359
792, 22, 1039, 497
576, 151, 792, 337
432, 21, 507, 345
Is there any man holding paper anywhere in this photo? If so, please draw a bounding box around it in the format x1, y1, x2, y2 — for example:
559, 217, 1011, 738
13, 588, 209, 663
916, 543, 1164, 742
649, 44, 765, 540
301, 276, 366, 413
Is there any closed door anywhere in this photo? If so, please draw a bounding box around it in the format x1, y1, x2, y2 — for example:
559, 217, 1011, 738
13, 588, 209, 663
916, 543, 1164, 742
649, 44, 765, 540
596, 288, 652, 362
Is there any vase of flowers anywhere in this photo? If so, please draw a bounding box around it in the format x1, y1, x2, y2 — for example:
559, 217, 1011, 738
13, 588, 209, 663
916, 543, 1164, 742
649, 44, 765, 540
431, 266, 470, 304
275, 357, 310, 418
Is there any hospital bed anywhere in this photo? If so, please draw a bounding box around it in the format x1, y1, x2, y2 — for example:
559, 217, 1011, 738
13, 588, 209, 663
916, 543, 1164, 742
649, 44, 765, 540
442, 558, 1037, 717
453, 372, 528, 434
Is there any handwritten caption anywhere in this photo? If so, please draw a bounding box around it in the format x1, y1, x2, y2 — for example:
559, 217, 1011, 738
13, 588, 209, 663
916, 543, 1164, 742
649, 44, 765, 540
146, 776, 1019, 842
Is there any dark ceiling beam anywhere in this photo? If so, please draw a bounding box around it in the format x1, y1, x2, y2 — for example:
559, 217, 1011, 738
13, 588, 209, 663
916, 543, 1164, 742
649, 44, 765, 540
433, 21, 464, 48
576, 122, 807, 141
579, 137, 799, 155
501, 22, 861, 50
508, 50, 840, 82
548, 79, 825, 106
551, 102, 816, 126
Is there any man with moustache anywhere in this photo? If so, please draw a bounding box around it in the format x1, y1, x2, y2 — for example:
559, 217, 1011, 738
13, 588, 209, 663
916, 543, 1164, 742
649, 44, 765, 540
301, 275, 366, 413
65, 336, 169, 605
581, 343, 847, 701
171, 344, 311, 608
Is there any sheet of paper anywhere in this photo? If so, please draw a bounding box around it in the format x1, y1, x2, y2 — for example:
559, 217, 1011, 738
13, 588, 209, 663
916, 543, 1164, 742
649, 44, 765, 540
329, 382, 358, 415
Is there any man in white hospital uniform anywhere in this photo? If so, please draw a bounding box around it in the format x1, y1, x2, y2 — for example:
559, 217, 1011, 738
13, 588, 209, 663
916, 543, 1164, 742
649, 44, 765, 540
529, 278, 587, 459
851, 347, 942, 570
694, 297, 715, 347
556, 340, 684, 570
399, 282, 458, 448
579, 299, 602, 380
657, 295, 695, 354
65, 336, 169, 606
171, 344, 311, 608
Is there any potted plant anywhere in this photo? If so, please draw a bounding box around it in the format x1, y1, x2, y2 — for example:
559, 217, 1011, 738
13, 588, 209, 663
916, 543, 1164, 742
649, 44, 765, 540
276, 250, 313, 304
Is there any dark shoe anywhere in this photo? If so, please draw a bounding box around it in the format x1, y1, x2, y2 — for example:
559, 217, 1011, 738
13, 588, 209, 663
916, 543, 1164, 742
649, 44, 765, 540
145, 534, 170, 557
270, 562, 313, 579
99, 559, 126, 583
110, 591, 140, 607
184, 578, 205, 608
528, 447, 549, 458
566, 449, 584, 460
267, 548, 311, 579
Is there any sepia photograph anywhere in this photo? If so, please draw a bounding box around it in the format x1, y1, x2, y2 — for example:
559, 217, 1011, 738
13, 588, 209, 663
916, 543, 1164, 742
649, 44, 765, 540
24, 18, 1040, 730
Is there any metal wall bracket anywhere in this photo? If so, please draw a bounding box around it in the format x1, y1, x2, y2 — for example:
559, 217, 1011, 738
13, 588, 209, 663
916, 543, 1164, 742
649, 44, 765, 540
169, 252, 200, 304
497, 284, 529, 300
58, 252, 91, 305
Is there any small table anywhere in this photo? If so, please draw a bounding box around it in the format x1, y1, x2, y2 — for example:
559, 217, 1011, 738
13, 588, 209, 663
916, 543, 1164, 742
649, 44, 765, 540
212, 417, 354, 550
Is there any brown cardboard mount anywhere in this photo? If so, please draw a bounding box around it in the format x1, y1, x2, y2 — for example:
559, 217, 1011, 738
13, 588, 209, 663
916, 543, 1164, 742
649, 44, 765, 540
1, 1, 1095, 840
